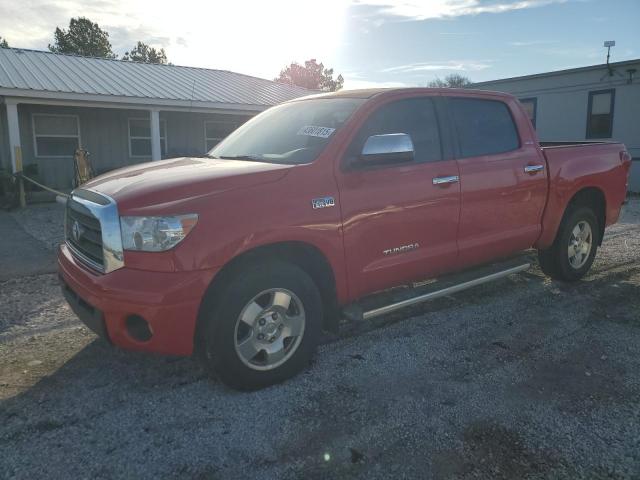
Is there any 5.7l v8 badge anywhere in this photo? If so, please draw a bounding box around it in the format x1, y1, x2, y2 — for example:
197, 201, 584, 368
311, 196, 336, 209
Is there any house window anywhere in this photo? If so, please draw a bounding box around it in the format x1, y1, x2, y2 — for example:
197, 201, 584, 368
204, 120, 238, 151
33, 114, 80, 157
519, 98, 537, 128
586, 89, 615, 139
128, 118, 167, 157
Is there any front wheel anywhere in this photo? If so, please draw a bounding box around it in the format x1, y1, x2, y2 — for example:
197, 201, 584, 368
199, 261, 322, 390
537, 206, 599, 282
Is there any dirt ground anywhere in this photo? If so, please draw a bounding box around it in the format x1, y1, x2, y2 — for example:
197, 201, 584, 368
1, 200, 639, 479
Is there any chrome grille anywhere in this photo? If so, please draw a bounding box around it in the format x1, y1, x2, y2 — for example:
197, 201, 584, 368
64, 189, 125, 274
66, 200, 104, 268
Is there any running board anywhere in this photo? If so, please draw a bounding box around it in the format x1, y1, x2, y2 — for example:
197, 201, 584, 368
342, 261, 531, 322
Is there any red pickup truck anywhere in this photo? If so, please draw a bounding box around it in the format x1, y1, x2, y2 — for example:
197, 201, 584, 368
58, 88, 632, 389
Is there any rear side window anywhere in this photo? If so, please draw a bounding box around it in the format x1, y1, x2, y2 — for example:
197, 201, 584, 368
450, 98, 520, 158
351, 97, 442, 163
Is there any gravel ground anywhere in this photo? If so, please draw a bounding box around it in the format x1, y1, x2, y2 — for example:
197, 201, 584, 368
1, 199, 639, 479
9, 202, 65, 251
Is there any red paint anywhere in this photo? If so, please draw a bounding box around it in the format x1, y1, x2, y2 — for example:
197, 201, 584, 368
58, 88, 631, 356
59, 243, 217, 355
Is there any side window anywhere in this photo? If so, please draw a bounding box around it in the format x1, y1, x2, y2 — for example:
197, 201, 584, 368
351, 97, 442, 163
450, 98, 520, 158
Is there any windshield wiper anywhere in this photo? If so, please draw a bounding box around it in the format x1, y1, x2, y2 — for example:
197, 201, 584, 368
217, 154, 265, 162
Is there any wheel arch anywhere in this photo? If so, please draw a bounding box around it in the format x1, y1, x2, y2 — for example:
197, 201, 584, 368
565, 186, 606, 245
194, 241, 340, 352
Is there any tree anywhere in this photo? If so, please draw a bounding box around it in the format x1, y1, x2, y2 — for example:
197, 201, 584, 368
427, 73, 472, 88
275, 59, 344, 91
0, 37, 9, 48
48, 17, 116, 58
122, 41, 168, 64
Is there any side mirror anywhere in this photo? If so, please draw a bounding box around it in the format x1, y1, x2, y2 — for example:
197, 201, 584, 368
358, 133, 414, 166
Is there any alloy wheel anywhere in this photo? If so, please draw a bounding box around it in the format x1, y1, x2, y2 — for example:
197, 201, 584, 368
568, 220, 593, 269
233, 288, 306, 371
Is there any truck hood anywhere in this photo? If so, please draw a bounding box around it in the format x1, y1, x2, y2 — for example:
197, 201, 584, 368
83, 157, 293, 213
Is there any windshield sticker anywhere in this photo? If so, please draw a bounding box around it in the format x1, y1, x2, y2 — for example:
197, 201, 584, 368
297, 126, 336, 138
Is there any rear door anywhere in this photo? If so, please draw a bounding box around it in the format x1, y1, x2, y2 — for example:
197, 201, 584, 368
337, 96, 461, 299
447, 96, 548, 267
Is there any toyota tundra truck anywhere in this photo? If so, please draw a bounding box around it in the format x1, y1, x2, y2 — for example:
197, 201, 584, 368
58, 88, 632, 390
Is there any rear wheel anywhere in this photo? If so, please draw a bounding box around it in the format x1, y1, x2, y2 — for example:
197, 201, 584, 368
199, 261, 322, 390
537, 206, 599, 282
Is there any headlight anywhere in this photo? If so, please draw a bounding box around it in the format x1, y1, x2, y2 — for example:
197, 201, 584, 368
120, 214, 198, 252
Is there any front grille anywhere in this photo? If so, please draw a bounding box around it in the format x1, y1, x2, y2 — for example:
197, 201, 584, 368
64, 189, 124, 274
66, 199, 104, 269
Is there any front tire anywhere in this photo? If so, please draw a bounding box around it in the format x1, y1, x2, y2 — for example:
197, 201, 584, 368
199, 261, 322, 390
537, 206, 599, 282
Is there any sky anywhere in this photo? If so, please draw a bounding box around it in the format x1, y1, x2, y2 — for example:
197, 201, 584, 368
0, 0, 638, 88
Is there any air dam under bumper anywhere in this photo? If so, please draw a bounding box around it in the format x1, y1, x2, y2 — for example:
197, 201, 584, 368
58, 244, 218, 356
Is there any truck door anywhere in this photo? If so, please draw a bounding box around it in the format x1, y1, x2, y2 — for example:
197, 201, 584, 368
447, 96, 548, 267
337, 96, 461, 299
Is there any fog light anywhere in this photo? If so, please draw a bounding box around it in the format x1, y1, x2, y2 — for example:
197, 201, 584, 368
126, 315, 153, 342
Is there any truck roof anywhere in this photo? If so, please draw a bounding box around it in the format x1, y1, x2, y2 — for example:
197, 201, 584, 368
290, 87, 515, 102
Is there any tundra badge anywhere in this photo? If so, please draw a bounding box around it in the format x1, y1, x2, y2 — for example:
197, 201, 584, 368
312, 197, 336, 209
383, 243, 420, 256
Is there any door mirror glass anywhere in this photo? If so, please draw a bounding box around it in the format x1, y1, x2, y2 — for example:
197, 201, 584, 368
359, 133, 415, 166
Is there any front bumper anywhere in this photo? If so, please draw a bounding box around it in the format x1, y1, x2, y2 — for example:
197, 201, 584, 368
61, 279, 110, 339
58, 243, 218, 356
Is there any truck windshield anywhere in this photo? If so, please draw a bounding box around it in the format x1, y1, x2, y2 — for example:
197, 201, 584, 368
209, 98, 365, 164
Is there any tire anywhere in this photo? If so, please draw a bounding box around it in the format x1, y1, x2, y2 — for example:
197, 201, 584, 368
537, 206, 599, 282
199, 260, 322, 390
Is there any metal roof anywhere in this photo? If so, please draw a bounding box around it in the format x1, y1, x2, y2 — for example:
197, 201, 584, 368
472, 58, 640, 86
0, 48, 312, 109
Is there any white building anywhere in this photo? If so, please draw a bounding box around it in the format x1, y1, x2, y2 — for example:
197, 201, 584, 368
474, 58, 640, 192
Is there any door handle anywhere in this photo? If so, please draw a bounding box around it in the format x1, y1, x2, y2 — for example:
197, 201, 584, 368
432, 175, 459, 185
524, 164, 544, 174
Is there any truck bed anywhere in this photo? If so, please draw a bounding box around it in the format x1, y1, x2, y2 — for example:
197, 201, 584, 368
535, 140, 630, 249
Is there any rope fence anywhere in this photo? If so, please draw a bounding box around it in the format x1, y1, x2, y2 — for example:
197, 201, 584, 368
4, 147, 91, 207
16, 173, 70, 198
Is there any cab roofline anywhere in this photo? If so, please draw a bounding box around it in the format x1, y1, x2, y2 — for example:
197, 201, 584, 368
286, 87, 515, 102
